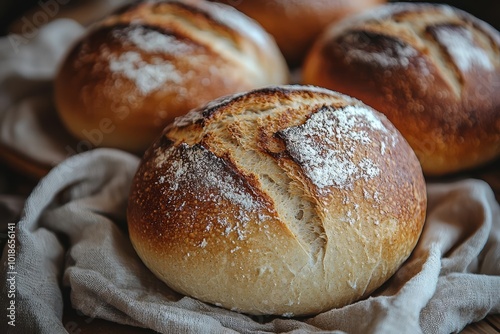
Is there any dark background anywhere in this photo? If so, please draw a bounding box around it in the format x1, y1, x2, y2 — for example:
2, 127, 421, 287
0, 0, 499, 36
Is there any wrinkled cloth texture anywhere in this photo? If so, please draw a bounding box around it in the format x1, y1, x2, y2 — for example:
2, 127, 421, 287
1, 17, 500, 334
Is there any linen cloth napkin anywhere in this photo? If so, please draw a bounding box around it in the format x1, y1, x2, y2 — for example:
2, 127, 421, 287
1, 17, 500, 334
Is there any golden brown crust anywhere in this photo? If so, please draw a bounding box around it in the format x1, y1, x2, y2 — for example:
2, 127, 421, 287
127, 85, 427, 316
55, 0, 288, 153
211, 0, 386, 67
302, 3, 500, 176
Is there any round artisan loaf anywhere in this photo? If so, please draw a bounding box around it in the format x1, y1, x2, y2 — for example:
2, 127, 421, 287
127, 85, 427, 316
211, 0, 386, 67
302, 2, 500, 176
54, 0, 288, 153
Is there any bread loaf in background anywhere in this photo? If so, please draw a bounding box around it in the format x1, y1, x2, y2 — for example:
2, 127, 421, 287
303, 2, 500, 176
394, 0, 500, 31
127, 85, 427, 316
211, 0, 386, 67
54, 0, 288, 153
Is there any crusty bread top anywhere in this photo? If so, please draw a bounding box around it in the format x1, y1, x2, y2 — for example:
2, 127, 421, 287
84, 0, 288, 92
303, 3, 500, 175
323, 2, 500, 79
162, 85, 403, 206
54, 0, 288, 152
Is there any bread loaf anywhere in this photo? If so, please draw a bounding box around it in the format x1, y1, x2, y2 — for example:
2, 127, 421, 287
54, 0, 288, 153
303, 3, 500, 176
212, 0, 386, 67
127, 85, 427, 316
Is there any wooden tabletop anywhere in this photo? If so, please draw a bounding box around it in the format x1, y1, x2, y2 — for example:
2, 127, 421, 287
462, 315, 500, 334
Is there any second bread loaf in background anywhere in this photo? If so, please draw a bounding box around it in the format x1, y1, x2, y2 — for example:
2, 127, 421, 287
212, 0, 386, 67
303, 3, 500, 176
55, 0, 289, 153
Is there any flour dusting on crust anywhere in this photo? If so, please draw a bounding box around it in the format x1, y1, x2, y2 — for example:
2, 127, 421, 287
155, 143, 261, 213
280, 105, 395, 193
117, 25, 195, 55
109, 51, 182, 94
432, 25, 494, 72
